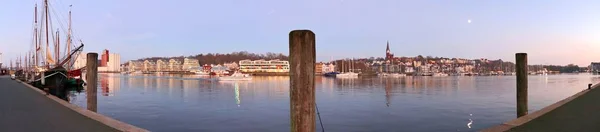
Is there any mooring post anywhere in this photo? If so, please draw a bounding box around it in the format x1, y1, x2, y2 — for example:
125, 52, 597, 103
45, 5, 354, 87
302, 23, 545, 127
86, 53, 98, 112
589, 84, 593, 90
516, 53, 528, 117
289, 30, 316, 132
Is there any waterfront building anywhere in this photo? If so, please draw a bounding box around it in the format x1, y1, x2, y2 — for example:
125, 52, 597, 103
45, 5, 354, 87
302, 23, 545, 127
405, 66, 415, 73
211, 64, 229, 75
73, 50, 121, 72
168, 59, 182, 71
127, 61, 143, 72
239, 59, 290, 73
73, 52, 87, 69
182, 58, 200, 72
143, 60, 156, 71
98, 50, 121, 72
223, 62, 239, 70
156, 59, 167, 72
322, 63, 335, 73
315, 63, 323, 74
592, 62, 600, 73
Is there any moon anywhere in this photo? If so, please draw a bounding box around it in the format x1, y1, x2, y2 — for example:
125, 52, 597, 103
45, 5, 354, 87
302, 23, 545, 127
467, 19, 472, 23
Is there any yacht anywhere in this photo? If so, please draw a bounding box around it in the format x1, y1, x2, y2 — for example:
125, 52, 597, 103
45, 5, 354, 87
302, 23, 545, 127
192, 70, 210, 76
217, 71, 252, 81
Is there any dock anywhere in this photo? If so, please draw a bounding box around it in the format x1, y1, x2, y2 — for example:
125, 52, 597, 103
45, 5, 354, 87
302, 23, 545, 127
485, 83, 600, 131
0, 76, 120, 132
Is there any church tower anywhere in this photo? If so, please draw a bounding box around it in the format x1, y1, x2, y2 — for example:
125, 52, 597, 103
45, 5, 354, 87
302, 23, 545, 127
385, 41, 394, 61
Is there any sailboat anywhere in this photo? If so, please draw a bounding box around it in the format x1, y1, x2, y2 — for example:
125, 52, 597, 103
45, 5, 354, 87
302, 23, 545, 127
27, 0, 85, 101
336, 59, 358, 78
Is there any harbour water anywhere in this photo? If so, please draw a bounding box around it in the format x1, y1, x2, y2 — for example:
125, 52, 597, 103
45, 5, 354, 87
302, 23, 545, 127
70, 73, 600, 131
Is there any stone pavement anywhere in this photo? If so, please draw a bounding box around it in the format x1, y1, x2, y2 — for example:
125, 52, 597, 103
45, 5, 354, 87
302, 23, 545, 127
0, 76, 119, 132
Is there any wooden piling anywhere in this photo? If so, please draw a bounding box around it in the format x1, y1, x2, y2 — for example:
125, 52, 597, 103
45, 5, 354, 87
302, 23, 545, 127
86, 53, 98, 112
516, 53, 528, 117
289, 30, 316, 132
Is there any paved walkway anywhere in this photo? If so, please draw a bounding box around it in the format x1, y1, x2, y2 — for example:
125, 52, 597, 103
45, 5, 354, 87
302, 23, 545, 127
0, 76, 119, 132
509, 85, 600, 131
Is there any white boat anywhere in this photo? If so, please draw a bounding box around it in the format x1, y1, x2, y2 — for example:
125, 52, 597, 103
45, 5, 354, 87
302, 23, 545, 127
432, 73, 449, 77
217, 72, 252, 81
337, 72, 359, 78
192, 70, 210, 75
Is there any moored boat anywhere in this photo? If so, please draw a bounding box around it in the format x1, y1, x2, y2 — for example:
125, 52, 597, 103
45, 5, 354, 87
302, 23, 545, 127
217, 71, 252, 81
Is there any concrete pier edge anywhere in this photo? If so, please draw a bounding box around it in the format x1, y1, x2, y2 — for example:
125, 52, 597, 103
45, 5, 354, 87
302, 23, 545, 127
482, 83, 600, 132
15, 80, 149, 132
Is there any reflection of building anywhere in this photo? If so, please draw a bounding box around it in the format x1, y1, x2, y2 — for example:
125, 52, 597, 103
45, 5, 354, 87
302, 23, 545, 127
100, 74, 120, 96
239, 59, 289, 73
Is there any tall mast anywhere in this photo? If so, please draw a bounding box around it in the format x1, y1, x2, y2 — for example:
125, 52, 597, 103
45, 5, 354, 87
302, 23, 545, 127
66, 5, 72, 70
56, 30, 60, 65
34, 4, 38, 68
67, 5, 71, 58
44, 0, 51, 67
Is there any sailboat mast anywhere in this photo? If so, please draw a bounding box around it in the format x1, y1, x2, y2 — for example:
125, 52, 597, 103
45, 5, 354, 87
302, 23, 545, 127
66, 5, 71, 59
44, 0, 49, 67
56, 30, 60, 65
65, 5, 72, 70
34, 4, 38, 68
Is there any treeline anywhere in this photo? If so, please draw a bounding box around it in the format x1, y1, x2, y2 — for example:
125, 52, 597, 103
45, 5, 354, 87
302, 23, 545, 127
543, 64, 584, 73
134, 51, 288, 65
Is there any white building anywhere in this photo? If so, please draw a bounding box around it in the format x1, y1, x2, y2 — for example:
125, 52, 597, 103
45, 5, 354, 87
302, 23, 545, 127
322, 63, 335, 73
239, 59, 289, 73
73, 52, 121, 72
182, 58, 200, 72
99, 53, 121, 72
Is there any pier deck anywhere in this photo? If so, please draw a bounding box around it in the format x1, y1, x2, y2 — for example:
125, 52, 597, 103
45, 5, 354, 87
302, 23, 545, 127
508, 84, 600, 131
0, 76, 118, 132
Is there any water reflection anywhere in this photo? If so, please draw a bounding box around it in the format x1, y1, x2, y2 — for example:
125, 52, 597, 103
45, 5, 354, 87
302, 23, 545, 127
73, 73, 600, 132
100, 74, 120, 96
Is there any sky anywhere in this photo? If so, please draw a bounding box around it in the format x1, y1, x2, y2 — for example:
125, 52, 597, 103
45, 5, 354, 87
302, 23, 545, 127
1, 0, 599, 66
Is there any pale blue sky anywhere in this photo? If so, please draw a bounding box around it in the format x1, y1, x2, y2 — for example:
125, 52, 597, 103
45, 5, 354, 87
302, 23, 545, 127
1, 0, 599, 66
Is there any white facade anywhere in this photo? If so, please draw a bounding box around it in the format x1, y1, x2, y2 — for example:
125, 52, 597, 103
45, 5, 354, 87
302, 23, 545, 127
239, 59, 290, 73
322, 63, 335, 73
182, 58, 200, 71
73, 52, 121, 72
102, 53, 121, 72
73, 52, 87, 70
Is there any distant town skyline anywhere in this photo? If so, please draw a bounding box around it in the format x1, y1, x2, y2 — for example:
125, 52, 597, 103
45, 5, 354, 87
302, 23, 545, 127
1, 0, 599, 66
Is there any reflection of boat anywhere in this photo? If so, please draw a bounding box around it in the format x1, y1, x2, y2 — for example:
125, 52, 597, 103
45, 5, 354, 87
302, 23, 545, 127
217, 71, 252, 81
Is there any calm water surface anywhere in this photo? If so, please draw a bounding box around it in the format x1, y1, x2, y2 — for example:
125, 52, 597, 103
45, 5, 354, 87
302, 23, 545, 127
71, 73, 600, 131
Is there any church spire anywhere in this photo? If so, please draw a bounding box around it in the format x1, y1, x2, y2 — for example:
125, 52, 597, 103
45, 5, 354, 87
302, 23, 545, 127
386, 41, 390, 53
